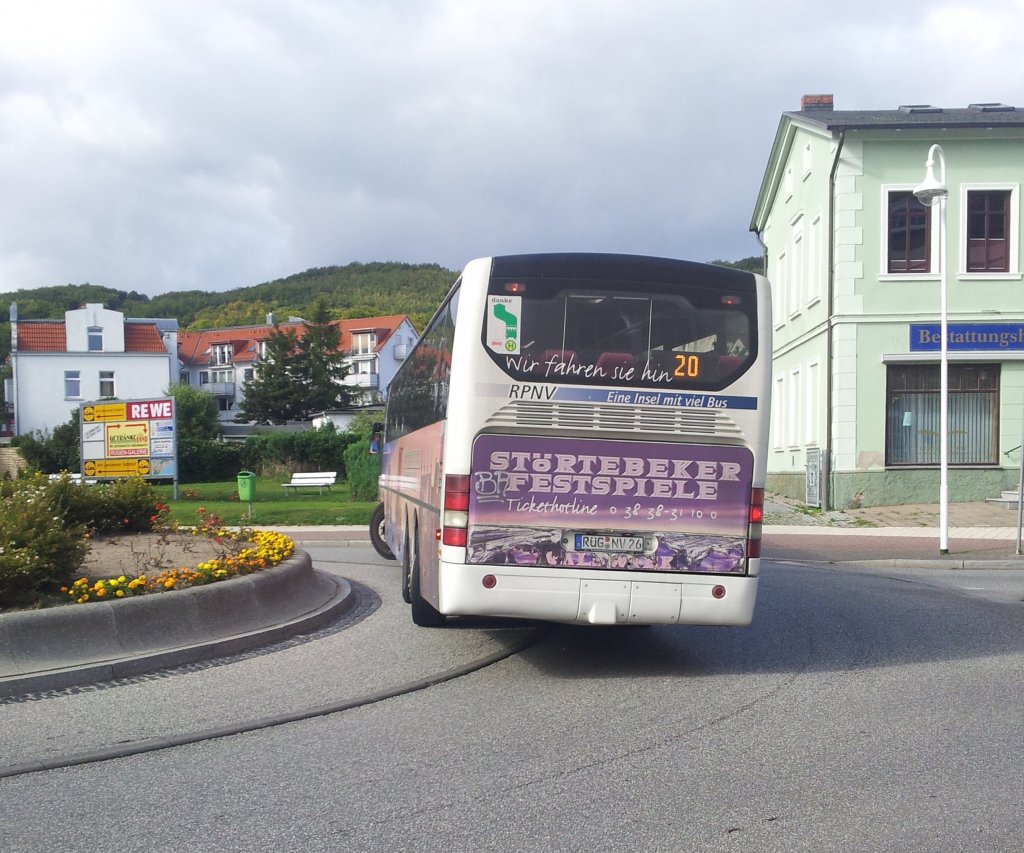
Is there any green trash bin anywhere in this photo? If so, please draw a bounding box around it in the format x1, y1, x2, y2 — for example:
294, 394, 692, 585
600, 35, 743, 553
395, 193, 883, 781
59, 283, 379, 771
237, 471, 256, 503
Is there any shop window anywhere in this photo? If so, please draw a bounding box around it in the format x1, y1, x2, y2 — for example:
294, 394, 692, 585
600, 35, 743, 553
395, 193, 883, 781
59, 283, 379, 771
886, 364, 999, 466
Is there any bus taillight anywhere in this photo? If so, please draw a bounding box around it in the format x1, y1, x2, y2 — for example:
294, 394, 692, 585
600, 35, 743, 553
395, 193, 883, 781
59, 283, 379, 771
747, 487, 765, 560
442, 474, 470, 547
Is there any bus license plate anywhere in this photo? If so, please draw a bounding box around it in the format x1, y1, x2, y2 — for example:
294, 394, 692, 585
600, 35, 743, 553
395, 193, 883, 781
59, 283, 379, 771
574, 533, 647, 553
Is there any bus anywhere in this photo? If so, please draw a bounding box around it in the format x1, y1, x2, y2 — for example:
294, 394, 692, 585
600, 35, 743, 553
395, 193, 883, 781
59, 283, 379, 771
377, 253, 772, 628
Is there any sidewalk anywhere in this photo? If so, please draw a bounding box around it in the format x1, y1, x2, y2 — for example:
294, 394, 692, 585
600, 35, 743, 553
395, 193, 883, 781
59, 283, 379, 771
763, 494, 1024, 566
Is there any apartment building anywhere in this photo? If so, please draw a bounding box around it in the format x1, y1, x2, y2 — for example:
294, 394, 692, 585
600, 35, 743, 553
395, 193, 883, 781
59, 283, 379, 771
751, 94, 1024, 508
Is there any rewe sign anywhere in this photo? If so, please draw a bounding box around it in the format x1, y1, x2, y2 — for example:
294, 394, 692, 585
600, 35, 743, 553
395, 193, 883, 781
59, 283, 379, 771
127, 400, 174, 420
79, 397, 178, 482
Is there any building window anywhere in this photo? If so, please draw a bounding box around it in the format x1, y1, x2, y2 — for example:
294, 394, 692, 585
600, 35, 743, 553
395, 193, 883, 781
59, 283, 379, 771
199, 371, 209, 385
886, 364, 999, 466
99, 370, 116, 398
64, 370, 81, 398
210, 343, 232, 365
887, 191, 931, 273
179, 372, 190, 385
88, 327, 103, 352
966, 190, 1009, 272
352, 332, 376, 355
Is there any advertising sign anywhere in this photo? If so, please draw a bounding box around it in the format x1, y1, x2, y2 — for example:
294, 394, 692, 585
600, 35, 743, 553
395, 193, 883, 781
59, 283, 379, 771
467, 435, 753, 573
80, 397, 177, 480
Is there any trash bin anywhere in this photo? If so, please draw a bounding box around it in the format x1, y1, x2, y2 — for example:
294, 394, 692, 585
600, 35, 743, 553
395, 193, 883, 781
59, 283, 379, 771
237, 471, 256, 503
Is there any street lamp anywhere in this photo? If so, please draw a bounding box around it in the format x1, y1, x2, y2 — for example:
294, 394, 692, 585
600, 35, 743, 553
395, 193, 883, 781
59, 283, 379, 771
914, 144, 949, 555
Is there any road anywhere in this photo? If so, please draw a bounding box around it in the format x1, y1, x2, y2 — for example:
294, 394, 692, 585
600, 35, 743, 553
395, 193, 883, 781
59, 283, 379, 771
2, 544, 1022, 852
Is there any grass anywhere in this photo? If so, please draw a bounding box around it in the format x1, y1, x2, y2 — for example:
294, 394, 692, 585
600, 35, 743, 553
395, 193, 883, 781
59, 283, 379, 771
151, 476, 377, 527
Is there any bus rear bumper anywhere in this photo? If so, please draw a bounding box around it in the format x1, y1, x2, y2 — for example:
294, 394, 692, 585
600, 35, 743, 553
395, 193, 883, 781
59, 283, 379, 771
438, 563, 758, 627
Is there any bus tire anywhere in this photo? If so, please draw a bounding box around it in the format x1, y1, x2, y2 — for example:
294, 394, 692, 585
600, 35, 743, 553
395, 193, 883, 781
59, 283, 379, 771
400, 534, 413, 604
369, 503, 395, 560
410, 546, 446, 628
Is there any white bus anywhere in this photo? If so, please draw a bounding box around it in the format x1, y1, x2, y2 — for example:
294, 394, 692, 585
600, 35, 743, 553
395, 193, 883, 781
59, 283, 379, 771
377, 253, 772, 627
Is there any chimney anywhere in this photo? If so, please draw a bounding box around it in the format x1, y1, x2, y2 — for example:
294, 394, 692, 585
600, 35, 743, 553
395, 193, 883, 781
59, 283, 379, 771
801, 94, 834, 111
267, 312, 275, 326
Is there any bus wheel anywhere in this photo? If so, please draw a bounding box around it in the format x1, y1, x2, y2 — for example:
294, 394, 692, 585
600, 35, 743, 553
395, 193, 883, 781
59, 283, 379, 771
410, 548, 446, 628
369, 503, 395, 560
400, 536, 412, 604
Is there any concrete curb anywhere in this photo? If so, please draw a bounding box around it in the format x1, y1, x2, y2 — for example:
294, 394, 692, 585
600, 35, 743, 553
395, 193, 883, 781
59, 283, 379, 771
0, 549, 353, 699
766, 557, 1024, 571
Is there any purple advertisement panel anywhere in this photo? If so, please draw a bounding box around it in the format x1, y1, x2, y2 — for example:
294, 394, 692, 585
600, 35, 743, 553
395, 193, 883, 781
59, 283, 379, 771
467, 436, 753, 574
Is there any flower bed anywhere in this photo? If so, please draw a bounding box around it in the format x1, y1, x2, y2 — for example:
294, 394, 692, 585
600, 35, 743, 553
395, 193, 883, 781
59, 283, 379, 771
61, 511, 295, 605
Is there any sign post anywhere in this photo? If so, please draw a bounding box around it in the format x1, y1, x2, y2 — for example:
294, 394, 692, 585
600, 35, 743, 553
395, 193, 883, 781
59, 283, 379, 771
80, 397, 178, 498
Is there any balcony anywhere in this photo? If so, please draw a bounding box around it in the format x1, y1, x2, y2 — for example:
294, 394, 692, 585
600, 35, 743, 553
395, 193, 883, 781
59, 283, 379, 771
345, 374, 379, 389
201, 382, 236, 396
393, 343, 408, 360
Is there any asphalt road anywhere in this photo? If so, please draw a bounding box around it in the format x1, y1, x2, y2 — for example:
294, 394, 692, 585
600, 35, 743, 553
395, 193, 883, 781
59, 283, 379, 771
2, 546, 1022, 852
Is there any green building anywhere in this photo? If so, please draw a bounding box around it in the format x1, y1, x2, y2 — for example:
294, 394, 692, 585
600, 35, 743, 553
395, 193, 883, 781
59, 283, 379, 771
751, 94, 1024, 509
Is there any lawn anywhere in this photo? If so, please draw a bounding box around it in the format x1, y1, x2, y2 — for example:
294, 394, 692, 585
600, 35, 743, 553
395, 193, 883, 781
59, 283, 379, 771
151, 476, 377, 528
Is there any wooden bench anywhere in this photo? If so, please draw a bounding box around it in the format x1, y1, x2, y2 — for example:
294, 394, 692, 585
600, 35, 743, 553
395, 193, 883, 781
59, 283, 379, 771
282, 471, 337, 495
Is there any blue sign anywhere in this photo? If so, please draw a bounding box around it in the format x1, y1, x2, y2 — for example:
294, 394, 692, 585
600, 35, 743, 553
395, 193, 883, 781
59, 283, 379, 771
910, 323, 1024, 352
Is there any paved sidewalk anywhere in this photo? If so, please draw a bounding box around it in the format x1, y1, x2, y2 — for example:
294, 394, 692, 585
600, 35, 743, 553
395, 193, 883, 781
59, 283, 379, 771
763, 494, 1024, 566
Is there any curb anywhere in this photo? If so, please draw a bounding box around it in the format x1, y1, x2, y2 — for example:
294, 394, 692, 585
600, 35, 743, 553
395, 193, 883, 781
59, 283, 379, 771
0, 549, 353, 699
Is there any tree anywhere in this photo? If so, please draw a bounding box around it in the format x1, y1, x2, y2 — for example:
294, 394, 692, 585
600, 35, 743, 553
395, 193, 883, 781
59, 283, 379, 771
295, 298, 353, 415
166, 383, 221, 442
710, 255, 765, 275
235, 326, 303, 423
11, 410, 81, 473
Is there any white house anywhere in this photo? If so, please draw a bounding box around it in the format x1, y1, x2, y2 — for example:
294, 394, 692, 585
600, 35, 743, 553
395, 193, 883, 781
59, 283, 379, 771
7, 303, 178, 436
177, 314, 418, 423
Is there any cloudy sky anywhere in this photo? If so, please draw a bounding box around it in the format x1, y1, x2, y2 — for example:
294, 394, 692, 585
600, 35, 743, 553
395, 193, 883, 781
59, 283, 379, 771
1, 0, 1021, 297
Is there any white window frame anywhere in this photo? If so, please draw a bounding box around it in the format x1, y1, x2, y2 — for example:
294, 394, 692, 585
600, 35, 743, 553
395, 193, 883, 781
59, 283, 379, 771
789, 214, 804, 319
64, 370, 81, 399
772, 374, 785, 451
958, 182, 1020, 280
99, 370, 116, 398
806, 359, 820, 446
87, 327, 103, 352
879, 184, 938, 280
352, 332, 376, 355
788, 366, 802, 448
807, 213, 822, 307
774, 250, 787, 330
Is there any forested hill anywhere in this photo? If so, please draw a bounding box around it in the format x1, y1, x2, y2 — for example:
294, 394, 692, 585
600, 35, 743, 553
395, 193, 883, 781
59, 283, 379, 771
1, 261, 459, 332
0, 255, 764, 365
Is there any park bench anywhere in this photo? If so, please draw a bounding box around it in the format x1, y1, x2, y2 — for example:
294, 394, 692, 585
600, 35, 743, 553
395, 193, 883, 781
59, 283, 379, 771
48, 472, 97, 485
281, 471, 337, 495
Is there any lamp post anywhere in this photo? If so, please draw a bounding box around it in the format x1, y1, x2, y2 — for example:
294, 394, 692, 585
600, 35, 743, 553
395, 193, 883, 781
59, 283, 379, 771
914, 144, 949, 555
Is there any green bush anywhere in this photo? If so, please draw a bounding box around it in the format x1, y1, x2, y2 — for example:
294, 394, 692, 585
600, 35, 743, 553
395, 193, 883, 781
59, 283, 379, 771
0, 480, 88, 609
11, 413, 81, 474
177, 438, 244, 482
241, 424, 356, 477
343, 438, 380, 501
35, 473, 162, 533
88, 477, 163, 532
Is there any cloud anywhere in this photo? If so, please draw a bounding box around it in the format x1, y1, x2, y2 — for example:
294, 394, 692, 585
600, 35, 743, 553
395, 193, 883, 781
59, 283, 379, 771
1, 0, 1023, 296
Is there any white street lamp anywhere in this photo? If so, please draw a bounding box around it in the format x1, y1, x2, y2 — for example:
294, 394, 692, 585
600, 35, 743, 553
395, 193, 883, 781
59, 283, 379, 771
914, 144, 949, 555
